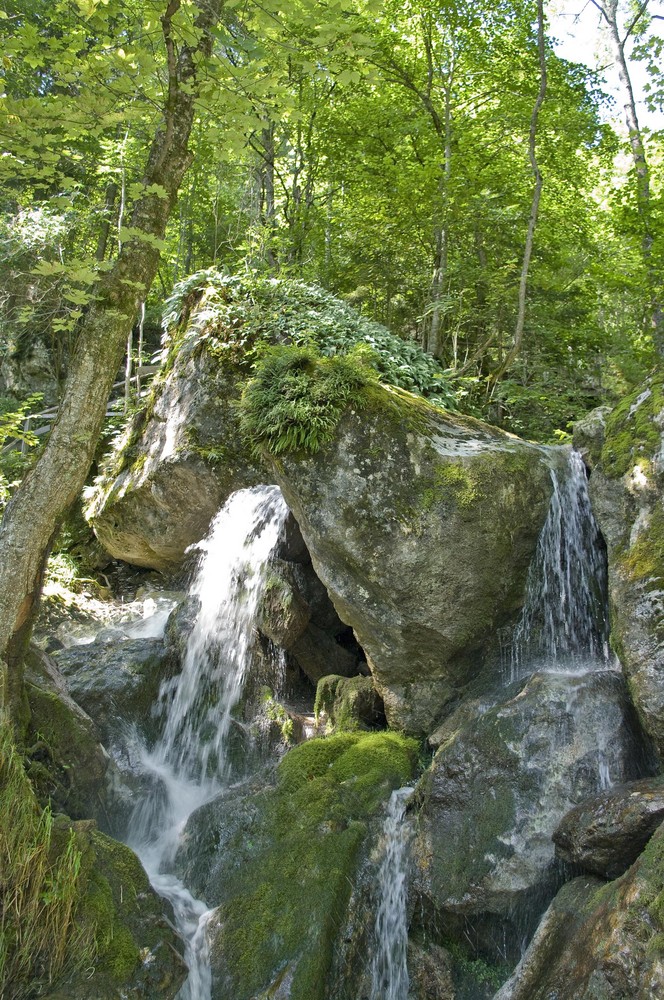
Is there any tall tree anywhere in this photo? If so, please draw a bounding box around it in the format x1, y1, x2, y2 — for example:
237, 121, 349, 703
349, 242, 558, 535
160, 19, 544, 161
0, 0, 225, 721
590, 0, 663, 355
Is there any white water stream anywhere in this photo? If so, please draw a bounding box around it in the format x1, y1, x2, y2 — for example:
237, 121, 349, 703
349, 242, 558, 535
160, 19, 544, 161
126, 485, 288, 998
509, 449, 609, 681
370, 786, 415, 1000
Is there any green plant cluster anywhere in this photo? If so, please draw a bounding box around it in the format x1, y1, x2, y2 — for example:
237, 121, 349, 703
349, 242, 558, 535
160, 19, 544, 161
239, 343, 378, 455
215, 730, 419, 1000
0, 393, 43, 514
162, 270, 461, 408
0, 725, 92, 999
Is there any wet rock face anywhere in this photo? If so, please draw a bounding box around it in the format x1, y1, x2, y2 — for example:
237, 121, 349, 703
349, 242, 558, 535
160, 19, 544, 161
267, 385, 554, 734
578, 375, 664, 759
411, 669, 645, 963
553, 775, 664, 879
53, 637, 175, 748
495, 822, 664, 1000
22, 647, 131, 835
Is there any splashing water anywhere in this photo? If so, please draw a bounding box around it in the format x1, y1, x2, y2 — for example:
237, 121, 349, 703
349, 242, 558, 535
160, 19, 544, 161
127, 485, 288, 999
370, 787, 414, 1000
509, 449, 609, 682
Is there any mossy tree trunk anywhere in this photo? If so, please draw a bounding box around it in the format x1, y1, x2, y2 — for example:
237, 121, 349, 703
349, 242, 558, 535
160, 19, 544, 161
0, 0, 223, 726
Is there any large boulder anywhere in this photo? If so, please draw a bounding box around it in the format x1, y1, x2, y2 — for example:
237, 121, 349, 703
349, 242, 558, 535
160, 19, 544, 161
411, 669, 645, 964
86, 273, 458, 573
495, 821, 664, 1000
578, 375, 664, 758
265, 383, 554, 732
553, 775, 664, 879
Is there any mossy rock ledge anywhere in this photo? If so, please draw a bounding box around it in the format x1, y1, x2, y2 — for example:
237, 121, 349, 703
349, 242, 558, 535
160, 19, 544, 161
177, 730, 418, 1000
577, 374, 664, 758
266, 383, 554, 733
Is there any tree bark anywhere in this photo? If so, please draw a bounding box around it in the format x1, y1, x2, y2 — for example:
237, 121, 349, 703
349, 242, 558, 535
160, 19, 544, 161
0, 0, 223, 723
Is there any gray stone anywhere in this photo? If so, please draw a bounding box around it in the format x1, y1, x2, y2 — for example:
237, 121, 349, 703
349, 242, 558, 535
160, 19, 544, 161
87, 324, 263, 571
411, 669, 644, 963
553, 775, 664, 879
53, 637, 174, 747
265, 385, 554, 733
586, 375, 664, 759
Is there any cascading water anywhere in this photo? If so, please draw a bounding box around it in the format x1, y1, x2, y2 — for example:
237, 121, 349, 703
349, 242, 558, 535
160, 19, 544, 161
126, 485, 288, 999
509, 448, 609, 682
370, 786, 414, 1000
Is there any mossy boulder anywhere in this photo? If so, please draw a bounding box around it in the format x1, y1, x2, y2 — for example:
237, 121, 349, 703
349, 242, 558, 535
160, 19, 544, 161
178, 731, 418, 1000
50, 826, 186, 999
580, 374, 664, 758
411, 669, 644, 964
314, 674, 385, 731
264, 383, 554, 733
86, 273, 458, 572
495, 821, 664, 1000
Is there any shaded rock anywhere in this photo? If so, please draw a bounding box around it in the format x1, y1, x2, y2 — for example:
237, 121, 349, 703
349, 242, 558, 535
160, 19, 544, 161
265, 384, 553, 732
53, 637, 174, 747
314, 674, 385, 731
290, 621, 361, 685
585, 374, 664, 759
407, 942, 456, 1000
177, 732, 418, 1000
257, 559, 311, 649
495, 822, 664, 1000
553, 774, 664, 879
23, 647, 130, 835
411, 669, 644, 963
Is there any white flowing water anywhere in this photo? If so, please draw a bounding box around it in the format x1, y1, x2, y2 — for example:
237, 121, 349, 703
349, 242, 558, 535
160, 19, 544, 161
509, 449, 609, 682
370, 786, 414, 1000
126, 485, 288, 999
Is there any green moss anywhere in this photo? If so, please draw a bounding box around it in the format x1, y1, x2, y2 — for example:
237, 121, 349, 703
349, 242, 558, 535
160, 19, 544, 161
600, 375, 664, 479
215, 731, 419, 1000
622, 503, 664, 582
239, 343, 379, 457
421, 462, 484, 512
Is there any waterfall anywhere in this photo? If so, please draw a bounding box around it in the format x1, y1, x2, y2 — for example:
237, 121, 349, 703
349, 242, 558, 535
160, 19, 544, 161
509, 449, 609, 682
370, 786, 414, 1000
127, 485, 288, 999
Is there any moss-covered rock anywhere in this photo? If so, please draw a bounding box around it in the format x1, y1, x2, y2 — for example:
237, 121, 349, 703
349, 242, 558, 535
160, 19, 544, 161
179, 731, 418, 1000
314, 673, 385, 731
86, 273, 459, 572
495, 821, 664, 1000
411, 669, 645, 965
583, 374, 664, 758
264, 382, 554, 733
50, 826, 186, 999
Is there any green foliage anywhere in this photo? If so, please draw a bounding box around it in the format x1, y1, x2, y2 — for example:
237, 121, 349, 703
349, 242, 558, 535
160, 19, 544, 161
239, 343, 378, 455
0, 394, 43, 513
0, 724, 93, 999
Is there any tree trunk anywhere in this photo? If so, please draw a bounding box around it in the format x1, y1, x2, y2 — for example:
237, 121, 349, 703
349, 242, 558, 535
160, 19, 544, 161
0, 0, 223, 724
489, 0, 547, 387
